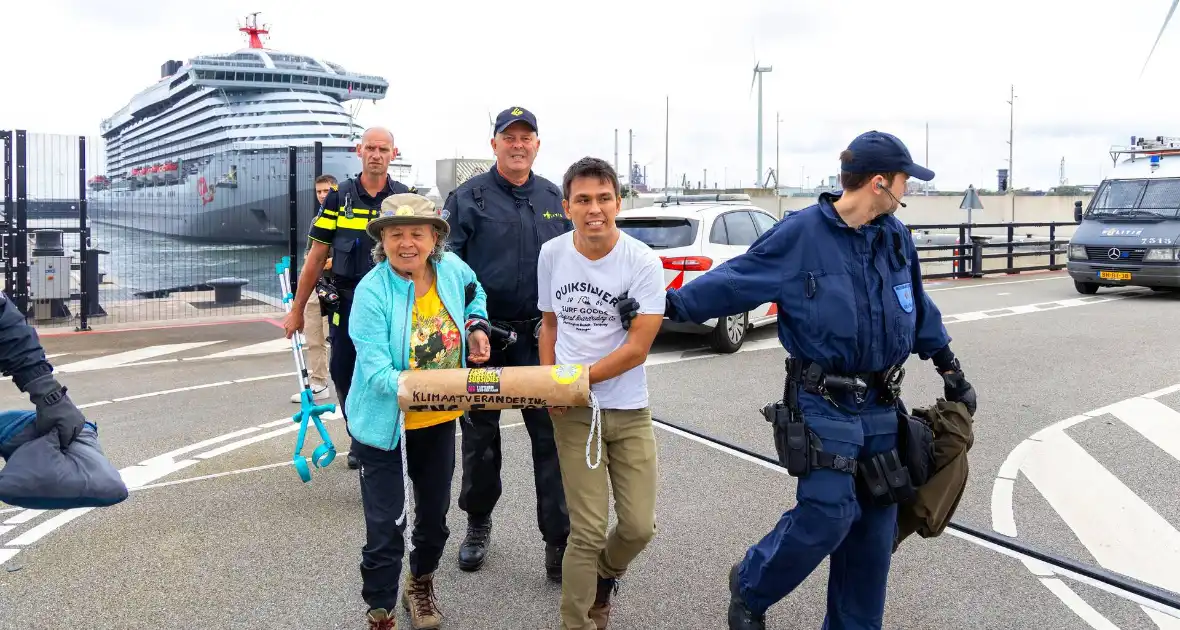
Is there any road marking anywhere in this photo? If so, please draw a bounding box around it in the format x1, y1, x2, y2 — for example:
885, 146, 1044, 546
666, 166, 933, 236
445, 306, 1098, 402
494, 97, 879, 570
54, 342, 224, 373
992, 384, 1180, 629
942, 290, 1148, 324
133, 460, 296, 491
1021, 430, 1180, 595
188, 338, 291, 360
925, 275, 1069, 292
0, 408, 343, 566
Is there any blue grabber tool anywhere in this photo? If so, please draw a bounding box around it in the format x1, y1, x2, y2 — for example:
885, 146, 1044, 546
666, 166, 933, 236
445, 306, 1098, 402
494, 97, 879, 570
277, 256, 338, 482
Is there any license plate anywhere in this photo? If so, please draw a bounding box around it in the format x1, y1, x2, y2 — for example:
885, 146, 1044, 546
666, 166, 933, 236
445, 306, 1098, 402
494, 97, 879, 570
1099, 271, 1132, 280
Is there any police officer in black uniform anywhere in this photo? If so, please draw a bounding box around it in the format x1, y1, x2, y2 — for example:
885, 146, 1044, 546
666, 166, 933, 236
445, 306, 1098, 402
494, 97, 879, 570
0, 292, 86, 449
443, 106, 573, 582
283, 126, 414, 470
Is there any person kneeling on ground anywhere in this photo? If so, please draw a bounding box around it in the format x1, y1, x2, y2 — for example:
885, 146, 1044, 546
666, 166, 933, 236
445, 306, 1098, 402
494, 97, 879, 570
346, 193, 491, 630
538, 157, 666, 630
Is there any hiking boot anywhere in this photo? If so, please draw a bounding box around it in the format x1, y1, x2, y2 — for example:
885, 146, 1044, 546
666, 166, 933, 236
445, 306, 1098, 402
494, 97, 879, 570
727, 563, 765, 630
366, 607, 396, 630
348, 453, 359, 470
545, 543, 565, 582
588, 575, 618, 629
402, 572, 443, 629
457, 516, 491, 571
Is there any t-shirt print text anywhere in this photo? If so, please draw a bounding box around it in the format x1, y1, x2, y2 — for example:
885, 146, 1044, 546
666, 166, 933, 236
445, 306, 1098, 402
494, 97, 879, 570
554, 281, 620, 333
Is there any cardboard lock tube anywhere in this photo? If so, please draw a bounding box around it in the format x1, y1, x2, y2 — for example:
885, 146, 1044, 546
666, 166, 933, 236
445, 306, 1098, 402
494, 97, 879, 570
397, 364, 592, 412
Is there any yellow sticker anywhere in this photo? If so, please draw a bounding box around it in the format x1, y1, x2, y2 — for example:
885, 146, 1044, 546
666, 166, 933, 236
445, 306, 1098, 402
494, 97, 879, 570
551, 364, 582, 385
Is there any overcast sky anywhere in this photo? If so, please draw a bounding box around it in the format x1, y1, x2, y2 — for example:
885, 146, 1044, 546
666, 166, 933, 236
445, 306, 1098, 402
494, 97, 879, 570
2, 0, 1178, 194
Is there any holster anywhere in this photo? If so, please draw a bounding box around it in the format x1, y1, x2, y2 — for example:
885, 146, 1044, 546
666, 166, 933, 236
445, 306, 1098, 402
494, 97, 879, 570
762, 358, 857, 478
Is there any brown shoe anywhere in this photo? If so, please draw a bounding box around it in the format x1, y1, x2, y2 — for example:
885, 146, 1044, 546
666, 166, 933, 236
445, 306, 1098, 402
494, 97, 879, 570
402, 572, 443, 629
588, 576, 618, 629
367, 608, 396, 630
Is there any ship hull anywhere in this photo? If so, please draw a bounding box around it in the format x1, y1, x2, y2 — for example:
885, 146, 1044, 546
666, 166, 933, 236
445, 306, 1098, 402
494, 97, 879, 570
88, 149, 393, 245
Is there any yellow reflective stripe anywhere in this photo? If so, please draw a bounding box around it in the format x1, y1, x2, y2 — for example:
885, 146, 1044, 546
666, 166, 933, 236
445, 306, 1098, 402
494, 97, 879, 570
337, 216, 369, 230
320, 208, 338, 217
313, 216, 336, 230
351, 208, 374, 216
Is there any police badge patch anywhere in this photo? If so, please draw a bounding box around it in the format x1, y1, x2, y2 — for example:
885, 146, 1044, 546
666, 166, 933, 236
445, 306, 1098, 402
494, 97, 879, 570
893, 282, 915, 314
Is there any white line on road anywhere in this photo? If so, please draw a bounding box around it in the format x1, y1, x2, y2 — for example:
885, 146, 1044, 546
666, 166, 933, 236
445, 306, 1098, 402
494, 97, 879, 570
925, 275, 1069, 292
54, 342, 224, 373
992, 383, 1180, 628
646, 420, 1180, 622
1021, 430, 1180, 596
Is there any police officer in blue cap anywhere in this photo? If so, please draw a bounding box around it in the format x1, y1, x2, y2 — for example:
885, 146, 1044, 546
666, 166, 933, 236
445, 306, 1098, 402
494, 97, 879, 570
628, 130, 977, 629
443, 106, 573, 582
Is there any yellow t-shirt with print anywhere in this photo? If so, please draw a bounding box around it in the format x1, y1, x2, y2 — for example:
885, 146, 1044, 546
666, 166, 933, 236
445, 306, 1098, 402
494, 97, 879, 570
405, 281, 464, 430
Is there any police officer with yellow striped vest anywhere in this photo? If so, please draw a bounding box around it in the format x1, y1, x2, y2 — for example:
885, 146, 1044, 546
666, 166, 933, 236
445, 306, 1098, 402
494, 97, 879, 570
282, 126, 415, 470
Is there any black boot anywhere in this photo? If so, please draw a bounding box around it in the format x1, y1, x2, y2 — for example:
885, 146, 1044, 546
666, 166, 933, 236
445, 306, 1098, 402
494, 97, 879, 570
545, 543, 565, 582
457, 516, 492, 571
347, 453, 359, 470
728, 563, 765, 630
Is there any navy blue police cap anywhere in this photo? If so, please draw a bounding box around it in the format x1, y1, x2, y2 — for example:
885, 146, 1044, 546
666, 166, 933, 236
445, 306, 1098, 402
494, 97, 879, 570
842, 131, 934, 181
494, 106, 538, 135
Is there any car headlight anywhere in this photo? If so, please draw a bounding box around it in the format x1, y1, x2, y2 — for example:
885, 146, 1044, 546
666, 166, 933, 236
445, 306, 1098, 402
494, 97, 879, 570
1145, 248, 1180, 261
1069, 244, 1086, 259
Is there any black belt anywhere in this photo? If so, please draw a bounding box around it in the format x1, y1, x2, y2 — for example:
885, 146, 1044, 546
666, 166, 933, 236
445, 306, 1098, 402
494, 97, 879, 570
790, 358, 905, 407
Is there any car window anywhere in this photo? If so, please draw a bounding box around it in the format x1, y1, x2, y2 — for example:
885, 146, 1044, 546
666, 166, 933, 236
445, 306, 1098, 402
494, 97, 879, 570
709, 217, 727, 244
616, 217, 697, 249
722, 211, 759, 247
750, 211, 777, 235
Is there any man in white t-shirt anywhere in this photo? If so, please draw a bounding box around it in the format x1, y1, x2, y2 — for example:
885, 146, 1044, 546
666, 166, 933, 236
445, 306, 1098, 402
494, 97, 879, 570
537, 156, 666, 630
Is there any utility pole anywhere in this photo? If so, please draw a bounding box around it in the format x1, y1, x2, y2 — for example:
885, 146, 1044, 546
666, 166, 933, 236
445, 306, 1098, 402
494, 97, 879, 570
664, 95, 670, 192
628, 129, 633, 207
925, 121, 929, 193
1007, 84, 1017, 221
704, 168, 707, 191
1007, 85, 1015, 191
775, 111, 781, 191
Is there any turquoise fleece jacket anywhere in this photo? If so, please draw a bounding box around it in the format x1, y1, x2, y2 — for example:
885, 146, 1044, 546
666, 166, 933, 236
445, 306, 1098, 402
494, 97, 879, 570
346, 252, 488, 451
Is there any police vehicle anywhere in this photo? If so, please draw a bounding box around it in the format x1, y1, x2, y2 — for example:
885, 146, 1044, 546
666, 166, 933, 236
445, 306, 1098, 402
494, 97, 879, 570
615, 193, 780, 352
1068, 135, 1180, 294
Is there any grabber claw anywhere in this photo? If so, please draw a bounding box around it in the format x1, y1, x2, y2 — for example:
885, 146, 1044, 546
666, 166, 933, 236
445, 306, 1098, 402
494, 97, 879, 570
277, 256, 339, 483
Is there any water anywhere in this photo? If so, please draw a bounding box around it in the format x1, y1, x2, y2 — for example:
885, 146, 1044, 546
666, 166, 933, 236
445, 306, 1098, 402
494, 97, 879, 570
24, 218, 295, 302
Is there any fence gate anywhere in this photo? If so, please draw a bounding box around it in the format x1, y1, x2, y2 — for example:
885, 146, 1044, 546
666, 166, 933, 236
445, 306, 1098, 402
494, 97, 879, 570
1, 129, 28, 318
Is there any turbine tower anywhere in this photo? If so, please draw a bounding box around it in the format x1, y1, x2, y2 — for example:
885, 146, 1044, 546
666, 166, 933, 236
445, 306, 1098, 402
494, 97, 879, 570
751, 61, 773, 187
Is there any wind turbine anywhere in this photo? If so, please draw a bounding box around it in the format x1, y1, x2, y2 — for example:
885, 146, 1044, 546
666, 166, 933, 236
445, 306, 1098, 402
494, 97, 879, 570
751, 61, 773, 187
1141, 0, 1179, 77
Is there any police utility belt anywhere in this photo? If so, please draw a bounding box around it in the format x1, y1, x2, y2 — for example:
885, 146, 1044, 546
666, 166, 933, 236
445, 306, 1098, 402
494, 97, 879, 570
760, 357, 930, 508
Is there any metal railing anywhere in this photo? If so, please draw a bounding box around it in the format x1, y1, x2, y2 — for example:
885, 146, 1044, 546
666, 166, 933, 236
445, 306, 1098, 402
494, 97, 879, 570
2, 128, 325, 330
908, 221, 1073, 280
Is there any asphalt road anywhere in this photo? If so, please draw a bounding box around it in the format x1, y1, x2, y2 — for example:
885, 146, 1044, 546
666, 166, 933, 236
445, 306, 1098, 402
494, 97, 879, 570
1, 270, 1178, 630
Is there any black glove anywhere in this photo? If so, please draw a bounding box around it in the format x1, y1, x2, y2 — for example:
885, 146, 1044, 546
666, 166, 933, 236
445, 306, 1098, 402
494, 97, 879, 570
617, 291, 640, 330
941, 370, 977, 416
25, 374, 85, 449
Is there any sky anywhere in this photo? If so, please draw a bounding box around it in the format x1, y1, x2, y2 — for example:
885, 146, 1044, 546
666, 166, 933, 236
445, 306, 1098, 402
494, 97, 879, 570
2, 0, 1179, 194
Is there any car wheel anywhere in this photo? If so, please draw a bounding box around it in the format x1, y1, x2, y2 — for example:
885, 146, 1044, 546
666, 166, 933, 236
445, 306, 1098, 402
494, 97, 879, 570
709, 312, 747, 353
1074, 280, 1099, 295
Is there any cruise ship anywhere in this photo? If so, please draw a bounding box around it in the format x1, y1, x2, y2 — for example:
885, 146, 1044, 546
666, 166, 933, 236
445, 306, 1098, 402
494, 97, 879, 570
88, 14, 411, 245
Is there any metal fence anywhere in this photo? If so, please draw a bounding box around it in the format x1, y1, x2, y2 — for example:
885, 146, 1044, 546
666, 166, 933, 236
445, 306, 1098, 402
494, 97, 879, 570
2, 129, 324, 330
908, 221, 1072, 280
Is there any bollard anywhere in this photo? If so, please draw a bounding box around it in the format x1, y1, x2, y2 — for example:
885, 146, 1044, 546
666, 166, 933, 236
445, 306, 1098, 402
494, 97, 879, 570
207, 277, 249, 305
969, 235, 992, 278
77, 248, 108, 317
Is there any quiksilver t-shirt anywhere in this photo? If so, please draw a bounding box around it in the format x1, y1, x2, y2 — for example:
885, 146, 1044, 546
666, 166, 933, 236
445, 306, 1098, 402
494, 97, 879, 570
537, 230, 666, 409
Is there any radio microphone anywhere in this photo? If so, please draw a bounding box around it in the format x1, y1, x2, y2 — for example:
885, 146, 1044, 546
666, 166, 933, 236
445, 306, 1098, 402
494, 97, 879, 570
876, 182, 907, 208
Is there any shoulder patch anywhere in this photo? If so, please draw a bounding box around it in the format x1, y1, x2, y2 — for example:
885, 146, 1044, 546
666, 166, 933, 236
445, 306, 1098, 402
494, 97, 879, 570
331, 183, 338, 191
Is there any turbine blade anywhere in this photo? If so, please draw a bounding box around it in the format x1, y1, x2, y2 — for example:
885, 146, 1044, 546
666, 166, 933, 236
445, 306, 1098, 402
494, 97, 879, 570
1141, 0, 1179, 78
